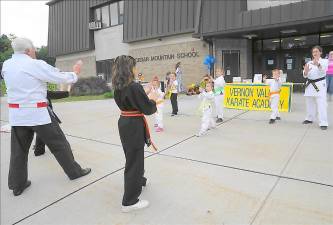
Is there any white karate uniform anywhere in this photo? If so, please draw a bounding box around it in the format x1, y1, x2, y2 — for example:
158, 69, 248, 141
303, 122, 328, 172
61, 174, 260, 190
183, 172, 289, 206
1, 53, 78, 126
198, 91, 216, 135
266, 78, 282, 120
213, 76, 226, 119
303, 58, 329, 126
153, 87, 165, 128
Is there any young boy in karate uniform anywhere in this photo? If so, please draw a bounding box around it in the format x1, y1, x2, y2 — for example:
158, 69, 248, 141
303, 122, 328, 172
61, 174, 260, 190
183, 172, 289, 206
213, 68, 226, 123
197, 82, 216, 136
264, 69, 282, 124
151, 76, 165, 132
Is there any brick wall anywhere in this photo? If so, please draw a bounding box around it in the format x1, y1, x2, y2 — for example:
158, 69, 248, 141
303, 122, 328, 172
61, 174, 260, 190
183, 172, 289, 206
129, 40, 209, 88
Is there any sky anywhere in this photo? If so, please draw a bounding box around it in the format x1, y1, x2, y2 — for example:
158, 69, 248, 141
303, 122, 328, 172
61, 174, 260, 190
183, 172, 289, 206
1, 0, 49, 47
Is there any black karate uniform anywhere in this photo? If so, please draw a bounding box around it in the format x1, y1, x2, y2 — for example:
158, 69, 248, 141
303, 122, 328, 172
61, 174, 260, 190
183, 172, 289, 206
114, 82, 157, 206
34, 91, 69, 156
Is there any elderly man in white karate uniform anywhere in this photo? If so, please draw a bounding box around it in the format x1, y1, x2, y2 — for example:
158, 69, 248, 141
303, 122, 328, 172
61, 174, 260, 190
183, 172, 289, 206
303, 45, 329, 130
2, 37, 91, 196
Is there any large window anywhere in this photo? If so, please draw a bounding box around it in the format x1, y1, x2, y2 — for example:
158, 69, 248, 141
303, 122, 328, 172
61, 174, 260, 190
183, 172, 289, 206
93, 1, 124, 29
110, 3, 119, 26
101, 5, 110, 27
96, 59, 114, 82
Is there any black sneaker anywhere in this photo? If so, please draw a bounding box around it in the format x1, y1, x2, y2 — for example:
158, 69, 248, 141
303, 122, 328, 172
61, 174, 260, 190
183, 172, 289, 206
34, 149, 45, 157
216, 118, 223, 123
269, 119, 276, 124
303, 120, 313, 124
13, 180, 31, 196
276, 117, 281, 120
320, 126, 328, 130
33, 145, 45, 156
69, 168, 92, 180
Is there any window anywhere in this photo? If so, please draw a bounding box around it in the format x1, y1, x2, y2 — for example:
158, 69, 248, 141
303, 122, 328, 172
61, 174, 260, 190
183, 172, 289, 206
94, 8, 101, 22
119, 1, 124, 24
101, 5, 110, 27
281, 35, 318, 49
320, 33, 333, 46
110, 3, 119, 26
96, 59, 114, 82
93, 1, 124, 29
247, 0, 303, 11
263, 39, 280, 51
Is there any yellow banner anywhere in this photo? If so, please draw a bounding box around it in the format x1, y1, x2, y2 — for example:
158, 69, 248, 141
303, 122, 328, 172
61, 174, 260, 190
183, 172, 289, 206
223, 83, 293, 112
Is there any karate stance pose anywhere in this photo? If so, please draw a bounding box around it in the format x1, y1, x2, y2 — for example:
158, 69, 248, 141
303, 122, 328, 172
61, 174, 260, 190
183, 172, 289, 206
34, 90, 70, 156
197, 82, 216, 136
264, 69, 282, 124
146, 76, 165, 132
303, 46, 329, 130
112, 55, 158, 212
213, 68, 226, 123
2, 38, 91, 196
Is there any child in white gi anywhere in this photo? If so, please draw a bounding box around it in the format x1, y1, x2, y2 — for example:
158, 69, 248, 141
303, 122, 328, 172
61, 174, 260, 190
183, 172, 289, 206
197, 82, 216, 136
151, 76, 165, 132
264, 69, 282, 124
213, 68, 226, 123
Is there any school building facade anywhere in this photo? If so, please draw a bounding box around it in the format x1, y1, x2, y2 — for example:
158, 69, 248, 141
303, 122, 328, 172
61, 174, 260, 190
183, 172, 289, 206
47, 0, 333, 86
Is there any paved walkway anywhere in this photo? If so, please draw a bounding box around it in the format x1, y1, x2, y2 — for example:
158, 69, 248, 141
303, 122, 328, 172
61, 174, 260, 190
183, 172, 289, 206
1, 94, 332, 225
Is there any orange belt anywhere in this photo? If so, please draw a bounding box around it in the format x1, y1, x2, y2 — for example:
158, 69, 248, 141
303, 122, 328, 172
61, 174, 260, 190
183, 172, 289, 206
8, 102, 48, 108
269, 91, 280, 96
121, 110, 157, 151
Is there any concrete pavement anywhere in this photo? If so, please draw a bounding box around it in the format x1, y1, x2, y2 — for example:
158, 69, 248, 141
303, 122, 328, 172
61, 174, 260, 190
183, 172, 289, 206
1, 94, 332, 225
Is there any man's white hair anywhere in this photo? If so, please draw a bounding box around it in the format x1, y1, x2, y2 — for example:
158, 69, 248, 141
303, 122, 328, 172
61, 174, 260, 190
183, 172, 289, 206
11, 37, 34, 53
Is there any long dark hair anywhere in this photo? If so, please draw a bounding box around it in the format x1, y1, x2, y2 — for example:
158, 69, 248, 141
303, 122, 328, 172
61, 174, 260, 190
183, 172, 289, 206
112, 55, 136, 90
175, 62, 181, 70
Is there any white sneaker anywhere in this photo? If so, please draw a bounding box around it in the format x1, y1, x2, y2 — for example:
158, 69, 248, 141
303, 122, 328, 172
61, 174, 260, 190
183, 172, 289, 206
121, 200, 149, 213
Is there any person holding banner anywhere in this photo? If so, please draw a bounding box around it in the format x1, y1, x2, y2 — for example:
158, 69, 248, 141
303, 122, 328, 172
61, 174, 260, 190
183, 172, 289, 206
264, 69, 282, 124
303, 46, 329, 130
112, 55, 158, 212
213, 68, 226, 123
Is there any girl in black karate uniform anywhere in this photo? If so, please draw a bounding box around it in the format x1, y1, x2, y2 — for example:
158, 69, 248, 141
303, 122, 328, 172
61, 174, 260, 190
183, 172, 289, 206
112, 55, 158, 212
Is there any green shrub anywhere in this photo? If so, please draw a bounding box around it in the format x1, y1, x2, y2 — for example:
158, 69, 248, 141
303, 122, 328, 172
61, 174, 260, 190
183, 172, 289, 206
1, 80, 6, 96
103, 91, 114, 98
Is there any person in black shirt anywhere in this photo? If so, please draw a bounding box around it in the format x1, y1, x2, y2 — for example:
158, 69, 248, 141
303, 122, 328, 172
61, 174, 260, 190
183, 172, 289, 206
112, 55, 158, 213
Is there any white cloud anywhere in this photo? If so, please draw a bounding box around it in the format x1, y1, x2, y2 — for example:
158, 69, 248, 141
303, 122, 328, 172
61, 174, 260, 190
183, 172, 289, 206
0, 0, 49, 47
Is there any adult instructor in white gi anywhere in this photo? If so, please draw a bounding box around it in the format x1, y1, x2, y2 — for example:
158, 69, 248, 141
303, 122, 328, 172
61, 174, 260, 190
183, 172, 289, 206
303, 45, 329, 130
2, 37, 91, 196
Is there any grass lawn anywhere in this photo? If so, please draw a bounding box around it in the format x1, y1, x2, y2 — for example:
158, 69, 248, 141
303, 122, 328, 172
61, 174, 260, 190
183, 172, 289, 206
53, 95, 112, 103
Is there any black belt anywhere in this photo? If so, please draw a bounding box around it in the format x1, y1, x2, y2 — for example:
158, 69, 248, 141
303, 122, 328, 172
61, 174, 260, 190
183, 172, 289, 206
304, 77, 326, 92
